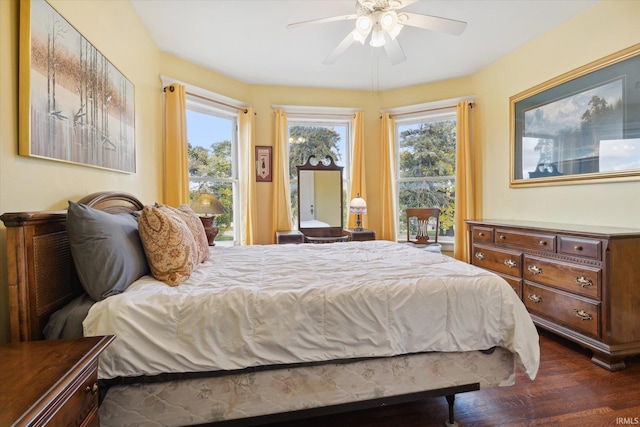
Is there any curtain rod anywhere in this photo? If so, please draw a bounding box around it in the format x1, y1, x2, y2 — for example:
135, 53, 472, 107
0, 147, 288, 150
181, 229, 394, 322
386, 102, 474, 119
163, 85, 248, 114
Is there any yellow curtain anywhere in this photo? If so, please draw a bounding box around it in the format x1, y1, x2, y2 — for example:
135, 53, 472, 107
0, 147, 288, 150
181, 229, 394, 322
239, 107, 258, 245
348, 112, 367, 229
163, 84, 189, 206
379, 113, 398, 241
454, 101, 476, 261
271, 109, 293, 241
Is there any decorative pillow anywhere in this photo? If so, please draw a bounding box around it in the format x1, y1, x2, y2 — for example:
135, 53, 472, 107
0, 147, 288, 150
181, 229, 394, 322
138, 205, 199, 286
160, 204, 210, 263
67, 201, 150, 301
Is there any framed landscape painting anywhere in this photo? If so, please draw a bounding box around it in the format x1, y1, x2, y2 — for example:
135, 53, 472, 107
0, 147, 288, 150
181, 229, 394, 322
19, 0, 135, 173
510, 44, 640, 187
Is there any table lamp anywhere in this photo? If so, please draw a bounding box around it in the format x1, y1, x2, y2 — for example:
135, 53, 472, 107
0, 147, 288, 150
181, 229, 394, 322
191, 193, 227, 246
349, 193, 367, 231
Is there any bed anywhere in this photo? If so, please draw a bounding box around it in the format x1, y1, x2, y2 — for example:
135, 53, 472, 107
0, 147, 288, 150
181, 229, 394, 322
0, 191, 539, 427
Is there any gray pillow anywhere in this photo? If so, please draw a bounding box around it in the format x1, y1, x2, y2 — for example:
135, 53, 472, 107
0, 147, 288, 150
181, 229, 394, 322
67, 201, 149, 301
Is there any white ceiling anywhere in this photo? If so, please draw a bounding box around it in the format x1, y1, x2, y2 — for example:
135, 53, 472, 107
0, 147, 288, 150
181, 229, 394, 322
130, 0, 599, 92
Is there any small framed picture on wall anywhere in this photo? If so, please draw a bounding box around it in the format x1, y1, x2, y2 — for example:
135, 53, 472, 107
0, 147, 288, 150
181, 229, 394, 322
255, 146, 272, 182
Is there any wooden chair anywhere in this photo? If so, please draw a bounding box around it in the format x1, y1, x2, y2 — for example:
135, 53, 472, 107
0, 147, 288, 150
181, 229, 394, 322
406, 208, 442, 253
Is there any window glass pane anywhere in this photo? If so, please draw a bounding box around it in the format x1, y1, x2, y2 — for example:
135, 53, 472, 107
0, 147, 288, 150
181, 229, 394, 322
187, 110, 233, 179
397, 116, 456, 241
186, 107, 237, 246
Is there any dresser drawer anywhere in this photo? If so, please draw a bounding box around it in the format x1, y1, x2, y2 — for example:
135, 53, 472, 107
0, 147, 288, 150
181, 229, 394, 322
495, 228, 556, 252
524, 282, 600, 338
472, 245, 522, 277
558, 236, 601, 260
498, 273, 522, 299
472, 226, 494, 243
523, 255, 601, 300
47, 360, 99, 427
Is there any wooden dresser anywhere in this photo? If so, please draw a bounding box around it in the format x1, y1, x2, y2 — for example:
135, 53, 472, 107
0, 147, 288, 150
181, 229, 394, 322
466, 219, 640, 371
0, 336, 114, 426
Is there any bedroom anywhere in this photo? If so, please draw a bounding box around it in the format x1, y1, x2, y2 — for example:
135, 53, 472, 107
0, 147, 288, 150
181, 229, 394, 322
0, 0, 639, 425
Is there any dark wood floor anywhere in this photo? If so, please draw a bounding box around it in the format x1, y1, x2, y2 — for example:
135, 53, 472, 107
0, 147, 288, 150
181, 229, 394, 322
267, 329, 640, 427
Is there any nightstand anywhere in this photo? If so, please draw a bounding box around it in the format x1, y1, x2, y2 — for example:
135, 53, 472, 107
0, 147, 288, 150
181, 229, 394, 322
276, 230, 304, 244
344, 228, 376, 241
0, 335, 114, 427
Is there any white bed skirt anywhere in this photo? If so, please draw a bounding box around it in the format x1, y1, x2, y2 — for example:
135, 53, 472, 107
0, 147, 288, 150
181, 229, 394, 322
99, 347, 515, 426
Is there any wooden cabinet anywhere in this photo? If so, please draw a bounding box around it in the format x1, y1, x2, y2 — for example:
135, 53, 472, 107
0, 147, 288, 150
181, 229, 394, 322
344, 228, 376, 241
466, 219, 640, 371
276, 230, 304, 244
0, 336, 114, 426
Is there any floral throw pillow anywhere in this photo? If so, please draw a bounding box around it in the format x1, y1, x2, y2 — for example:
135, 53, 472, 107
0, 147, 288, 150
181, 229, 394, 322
138, 205, 198, 286
160, 204, 210, 263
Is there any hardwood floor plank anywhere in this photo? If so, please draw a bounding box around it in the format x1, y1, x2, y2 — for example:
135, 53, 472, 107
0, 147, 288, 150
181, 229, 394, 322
266, 329, 640, 427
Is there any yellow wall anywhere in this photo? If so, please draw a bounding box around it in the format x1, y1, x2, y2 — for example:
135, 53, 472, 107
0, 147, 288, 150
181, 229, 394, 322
472, 1, 640, 227
1, 0, 638, 342
0, 0, 163, 343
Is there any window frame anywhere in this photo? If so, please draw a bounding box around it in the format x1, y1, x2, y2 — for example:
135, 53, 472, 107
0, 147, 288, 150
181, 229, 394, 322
394, 108, 458, 246
185, 95, 240, 246
283, 108, 356, 229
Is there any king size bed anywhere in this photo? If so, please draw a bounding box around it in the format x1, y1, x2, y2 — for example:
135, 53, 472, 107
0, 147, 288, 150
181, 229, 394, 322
0, 191, 539, 427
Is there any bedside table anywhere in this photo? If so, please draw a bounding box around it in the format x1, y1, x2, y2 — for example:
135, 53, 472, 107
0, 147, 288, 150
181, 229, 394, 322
344, 228, 376, 241
0, 335, 114, 427
276, 230, 304, 244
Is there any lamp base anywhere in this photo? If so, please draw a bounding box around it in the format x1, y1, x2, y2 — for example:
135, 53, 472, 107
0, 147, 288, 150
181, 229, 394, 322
198, 216, 219, 246
353, 214, 363, 231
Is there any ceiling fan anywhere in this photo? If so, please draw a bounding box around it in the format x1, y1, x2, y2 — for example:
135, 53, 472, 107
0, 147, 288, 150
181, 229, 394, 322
287, 0, 467, 65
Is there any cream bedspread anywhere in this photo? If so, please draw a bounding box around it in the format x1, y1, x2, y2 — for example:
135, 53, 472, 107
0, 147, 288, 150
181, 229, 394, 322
83, 241, 539, 380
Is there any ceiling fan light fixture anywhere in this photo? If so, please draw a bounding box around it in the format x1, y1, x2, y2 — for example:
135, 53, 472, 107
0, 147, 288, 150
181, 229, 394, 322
353, 30, 367, 44
380, 11, 398, 31
389, 0, 403, 8
356, 15, 372, 32
387, 23, 403, 40
369, 28, 385, 47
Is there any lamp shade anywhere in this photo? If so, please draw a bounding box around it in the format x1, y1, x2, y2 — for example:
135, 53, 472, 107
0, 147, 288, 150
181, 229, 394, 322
191, 193, 227, 216
349, 195, 367, 214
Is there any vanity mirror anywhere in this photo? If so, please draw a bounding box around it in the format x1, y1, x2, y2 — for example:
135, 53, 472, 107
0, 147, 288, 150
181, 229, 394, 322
296, 155, 344, 238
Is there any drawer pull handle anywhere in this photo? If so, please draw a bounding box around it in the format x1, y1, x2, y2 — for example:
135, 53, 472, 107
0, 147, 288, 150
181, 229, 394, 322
539, 240, 547, 246
475, 252, 485, 260
528, 294, 542, 303
504, 259, 517, 268
499, 235, 506, 240
574, 245, 583, 251
527, 265, 542, 275
478, 232, 485, 237
86, 383, 99, 395
574, 276, 593, 287
574, 309, 593, 321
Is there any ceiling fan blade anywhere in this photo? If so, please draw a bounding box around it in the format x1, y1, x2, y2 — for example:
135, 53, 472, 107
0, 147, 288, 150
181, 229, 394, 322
323, 30, 358, 65
383, 34, 406, 65
287, 14, 357, 30
393, 0, 419, 9
400, 12, 467, 36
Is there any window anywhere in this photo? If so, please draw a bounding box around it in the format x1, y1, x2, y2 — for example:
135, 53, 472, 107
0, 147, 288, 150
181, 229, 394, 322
287, 118, 351, 228
396, 110, 457, 243
186, 96, 238, 246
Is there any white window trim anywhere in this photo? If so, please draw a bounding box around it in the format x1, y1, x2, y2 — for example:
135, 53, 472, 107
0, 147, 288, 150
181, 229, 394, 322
177, 80, 241, 246
390, 97, 474, 251
160, 74, 249, 114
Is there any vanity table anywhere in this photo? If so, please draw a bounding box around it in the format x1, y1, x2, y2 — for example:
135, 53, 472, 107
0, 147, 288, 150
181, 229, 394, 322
344, 228, 376, 241
276, 230, 304, 244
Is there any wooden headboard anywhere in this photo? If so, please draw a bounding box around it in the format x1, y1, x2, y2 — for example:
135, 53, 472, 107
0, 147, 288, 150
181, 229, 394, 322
0, 191, 144, 342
